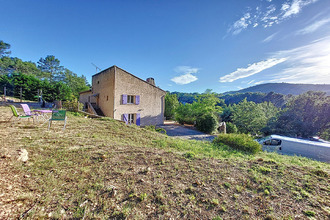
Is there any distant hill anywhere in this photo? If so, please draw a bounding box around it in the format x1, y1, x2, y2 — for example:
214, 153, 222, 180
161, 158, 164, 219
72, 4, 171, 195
225, 83, 330, 95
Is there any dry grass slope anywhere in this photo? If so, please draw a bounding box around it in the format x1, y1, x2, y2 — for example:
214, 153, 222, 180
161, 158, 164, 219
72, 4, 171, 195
0, 106, 329, 219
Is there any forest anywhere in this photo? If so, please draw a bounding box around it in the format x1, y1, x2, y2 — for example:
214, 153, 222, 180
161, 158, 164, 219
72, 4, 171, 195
0, 40, 90, 102
165, 90, 330, 141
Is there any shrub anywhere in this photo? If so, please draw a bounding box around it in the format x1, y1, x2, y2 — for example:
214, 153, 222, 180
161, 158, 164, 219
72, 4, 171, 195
213, 133, 262, 154
196, 114, 217, 134
156, 128, 167, 134
226, 122, 238, 133
144, 125, 167, 135
175, 103, 195, 125
139, 193, 148, 201
303, 210, 315, 217
63, 98, 83, 112
183, 152, 195, 160
144, 125, 156, 131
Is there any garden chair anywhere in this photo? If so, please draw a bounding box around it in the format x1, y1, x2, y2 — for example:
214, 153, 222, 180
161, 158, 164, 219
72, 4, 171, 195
48, 110, 67, 131
21, 104, 40, 122
8, 105, 33, 125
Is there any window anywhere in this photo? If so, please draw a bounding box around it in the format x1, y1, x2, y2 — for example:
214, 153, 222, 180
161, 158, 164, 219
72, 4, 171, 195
123, 113, 140, 126
128, 113, 134, 124
122, 94, 140, 105
127, 95, 134, 104
263, 140, 271, 145
271, 139, 281, 146
263, 139, 282, 146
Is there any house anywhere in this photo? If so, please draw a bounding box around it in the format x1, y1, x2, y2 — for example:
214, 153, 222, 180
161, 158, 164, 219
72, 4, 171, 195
79, 65, 166, 126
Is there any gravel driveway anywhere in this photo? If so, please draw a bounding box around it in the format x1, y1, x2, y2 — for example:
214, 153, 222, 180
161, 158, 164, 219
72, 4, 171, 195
157, 124, 216, 141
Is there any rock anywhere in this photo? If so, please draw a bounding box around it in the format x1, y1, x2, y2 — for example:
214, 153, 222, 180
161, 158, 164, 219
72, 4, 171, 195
17, 149, 28, 162
79, 200, 89, 208
1, 154, 11, 159
110, 188, 117, 198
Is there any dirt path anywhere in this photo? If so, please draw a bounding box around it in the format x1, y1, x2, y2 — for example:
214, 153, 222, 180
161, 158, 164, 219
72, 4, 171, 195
157, 124, 216, 141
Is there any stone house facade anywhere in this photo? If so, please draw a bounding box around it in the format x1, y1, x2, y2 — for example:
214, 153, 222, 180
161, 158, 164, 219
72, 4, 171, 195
79, 65, 166, 126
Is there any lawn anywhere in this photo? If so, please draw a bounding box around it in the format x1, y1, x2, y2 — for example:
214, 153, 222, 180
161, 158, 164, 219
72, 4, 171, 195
0, 106, 329, 219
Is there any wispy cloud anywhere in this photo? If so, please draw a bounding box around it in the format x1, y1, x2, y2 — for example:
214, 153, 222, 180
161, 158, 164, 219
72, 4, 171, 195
270, 37, 330, 83
254, 81, 265, 85
219, 58, 286, 83
296, 17, 330, 35
220, 37, 330, 84
174, 66, 199, 75
228, 13, 251, 35
171, 66, 199, 85
282, 0, 318, 18
262, 32, 278, 43
228, 0, 319, 35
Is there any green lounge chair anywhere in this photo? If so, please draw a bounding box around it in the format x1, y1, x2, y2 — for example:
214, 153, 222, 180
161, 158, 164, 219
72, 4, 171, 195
8, 105, 33, 125
48, 110, 67, 131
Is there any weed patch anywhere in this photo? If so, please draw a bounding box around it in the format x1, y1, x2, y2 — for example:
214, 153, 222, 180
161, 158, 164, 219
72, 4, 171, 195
213, 133, 261, 154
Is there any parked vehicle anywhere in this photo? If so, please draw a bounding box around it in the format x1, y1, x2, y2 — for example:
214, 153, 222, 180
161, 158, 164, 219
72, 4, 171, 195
257, 135, 330, 163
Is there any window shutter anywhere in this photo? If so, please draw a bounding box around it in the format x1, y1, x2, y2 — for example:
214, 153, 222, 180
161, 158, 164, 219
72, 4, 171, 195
122, 94, 127, 104
135, 95, 140, 105
136, 113, 140, 126
123, 114, 128, 124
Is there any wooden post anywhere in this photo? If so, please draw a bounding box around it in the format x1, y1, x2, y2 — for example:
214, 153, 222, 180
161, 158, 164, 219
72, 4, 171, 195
20, 87, 22, 102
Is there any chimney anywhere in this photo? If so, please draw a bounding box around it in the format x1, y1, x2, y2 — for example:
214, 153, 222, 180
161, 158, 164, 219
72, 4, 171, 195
146, 77, 155, 86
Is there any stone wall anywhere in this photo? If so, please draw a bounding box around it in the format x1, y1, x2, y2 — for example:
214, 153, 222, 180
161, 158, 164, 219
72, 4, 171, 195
92, 68, 115, 118
113, 67, 166, 126
79, 90, 91, 107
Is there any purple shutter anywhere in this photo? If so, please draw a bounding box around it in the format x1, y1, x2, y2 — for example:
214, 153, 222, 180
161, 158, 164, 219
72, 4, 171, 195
136, 113, 140, 126
123, 114, 128, 124
135, 95, 140, 105
122, 94, 127, 104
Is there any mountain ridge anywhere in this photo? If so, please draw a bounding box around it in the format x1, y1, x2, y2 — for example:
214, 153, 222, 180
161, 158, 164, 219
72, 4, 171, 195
224, 83, 330, 95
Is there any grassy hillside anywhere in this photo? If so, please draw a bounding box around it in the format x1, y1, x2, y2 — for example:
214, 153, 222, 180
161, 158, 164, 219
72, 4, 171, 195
0, 106, 329, 219
225, 83, 330, 95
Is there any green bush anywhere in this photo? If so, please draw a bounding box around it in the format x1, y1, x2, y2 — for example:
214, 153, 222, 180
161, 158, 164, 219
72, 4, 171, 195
318, 128, 330, 141
226, 122, 238, 133
144, 125, 167, 135
213, 133, 261, 154
303, 210, 315, 217
144, 125, 156, 131
63, 98, 83, 112
196, 114, 218, 134
183, 152, 195, 160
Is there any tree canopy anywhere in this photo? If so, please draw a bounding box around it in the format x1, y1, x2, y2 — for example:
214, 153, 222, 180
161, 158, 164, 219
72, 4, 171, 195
0, 40, 90, 101
37, 55, 64, 82
164, 93, 179, 120
266, 91, 330, 138
231, 99, 278, 135
0, 40, 11, 57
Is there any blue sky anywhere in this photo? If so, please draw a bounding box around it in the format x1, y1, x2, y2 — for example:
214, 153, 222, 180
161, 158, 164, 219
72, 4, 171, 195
1, 0, 330, 93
